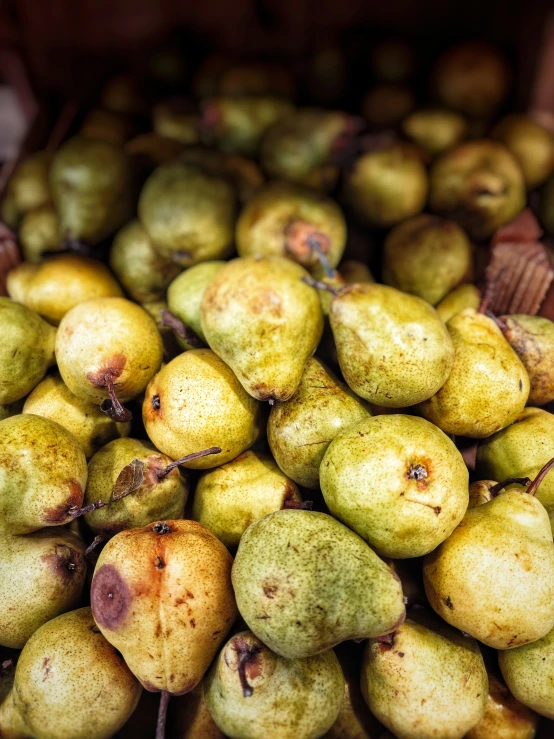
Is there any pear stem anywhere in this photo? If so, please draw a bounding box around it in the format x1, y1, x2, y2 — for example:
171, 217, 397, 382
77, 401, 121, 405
100, 375, 133, 423
527, 457, 554, 497
156, 690, 170, 739
486, 311, 507, 331
488, 477, 531, 498
67, 500, 108, 519
160, 310, 205, 348
307, 235, 337, 279
156, 446, 222, 478
301, 274, 340, 296
283, 499, 313, 510
85, 535, 104, 559
236, 644, 260, 698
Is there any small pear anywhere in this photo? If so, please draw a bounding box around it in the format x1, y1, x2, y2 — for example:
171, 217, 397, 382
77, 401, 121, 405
152, 102, 200, 145
193, 450, 302, 549
338, 260, 375, 284
267, 357, 370, 488
205, 631, 344, 739
84, 438, 188, 536
0, 298, 56, 404
79, 107, 132, 146
0, 414, 87, 534
91, 520, 237, 694
201, 256, 324, 402
18, 204, 63, 262
435, 283, 481, 323
232, 509, 406, 659
321, 414, 468, 558
360, 612, 488, 739
125, 132, 185, 168
402, 109, 467, 157
492, 114, 554, 190
0, 528, 86, 648
466, 672, 539, 739
499, 315, 554, 406
7, 254, 123, 325
362, 84, 415, 129
469, 480, 498, 508
419, 309, 530, 438
143, 349, 262, 468
167, 261, 226, 342
166, 680, 225, 739
0, 608, 141, 739
327, 283, 454, 407
1, 151, 52, 228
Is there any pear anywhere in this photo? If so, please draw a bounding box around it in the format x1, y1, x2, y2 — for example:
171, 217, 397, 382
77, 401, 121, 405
435, 283, 481, 323
469, 480, 498, 508
168, 680, 225, 739
0, 298, 56, 404
201, 256, 324, 402
1, 151, 52, 228
167, 261, 226, 342
125, 132, 185, 168
101, 73, 146, 115
338, 260, 375, 284
204, 631, 344, 739
267, 357, 370, 489
18, 204, 63, 262
402, 109, 467, 157
152, 102, 200, 145
423, 465, 554, 649
0, 528, 86, 648
360, 612, 488, 739
499, 315, 554, 406
362, 84, 415, 129
91, 519, 237, 694
321, 414, 468, 558
7, 253, 123, 325
79, 107, 132, 146
419, 309, 529, 438
0, 607, 141, 739
193, 450, 302, 549
138, 161, 236, 268
0, 401, 23, 422
326, 283, 453, 407
466, 672, 539, 739
382, 214, 473, 305
84, 438, 188, 536
143, 349, 262, 468
0, 414, 87, 534
217, 61, 293, 97
110, 220, 181, 303
492, 114, 554, 190
232, 509, 406, 659
23, 373, 130, 459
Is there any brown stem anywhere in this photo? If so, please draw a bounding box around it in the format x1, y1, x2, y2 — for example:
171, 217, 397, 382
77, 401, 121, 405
373, 632, 395, 646
160, 310, 205, 348
236, 644, 260, 698
307, 236, 337, 279
156, 446, 222, 478
488, 477, 531, 498
67, 500, 107, 519
283, 499, 313, 510
527, 457, 554, 497
301, 274, 340, 296
486, 311, 507, 331
85, 535, 105, 558
100, 375, 132, 423
156, 690, 170, 739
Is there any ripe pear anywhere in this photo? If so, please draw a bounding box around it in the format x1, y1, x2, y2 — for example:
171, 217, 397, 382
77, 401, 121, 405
50, 136, 132, 245
84, 438, 188, 536
435, 283, 481, 323
360, 612, 488, 739
167, 261, 226, 342
0, 298, 56, 404
18, 204, 63, 262
469, 480, 498, 508
327, 283, 453, 407
91, 519, 237, 694
110, 219, 181, 303
382, 214, 473, 305
0, 414, 87, 534
138, 161, 236, 267
7, 254, 123, 325
321, 415, 468, 558
232, 509, 406, 659
492, 114, 554, 190
201, 256, 324, 402
143, 349, 262, 468
193, 450, 302, 549
204, 631, 344, 739
499, 315, 554, 406
0, 607, 141, 739
466, 672, 539, 739
267, 357, 370, 488
402, 109, 467, 157
0, 528, 86, 648
1, 151, 52, 228
419, 310, 529, 438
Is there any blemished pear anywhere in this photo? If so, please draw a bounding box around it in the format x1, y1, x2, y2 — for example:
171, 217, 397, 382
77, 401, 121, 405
168, 680, 225, 739
468, 480, 498, 508
193, 450, 302, 549
201, 256, 324, 402
204, 631, 344, 739
466, 672, 539, 739
328, 283, 454, 407
435, 283, 481, 323
419, 310, 530, 438
268, 357, 371, 489
360, 613, 488, 739
500, 314, 554, 406
232, 510, 406, 659
0, 414, 87, 534
91, 520, 237, 694
167, 261, 226, 342
143, 349, 262, 468
7, 254, 123, 325
0, 528, 86, 648
320, 415, 468, 558
0, 608, 141, 739
0, 298, 56, 404
84, 438, 188, 536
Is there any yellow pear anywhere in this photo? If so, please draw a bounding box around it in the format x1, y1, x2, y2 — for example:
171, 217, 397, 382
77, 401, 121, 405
466, 672, 539, 739
435, 284, 481, 323
492, 114, 554, 190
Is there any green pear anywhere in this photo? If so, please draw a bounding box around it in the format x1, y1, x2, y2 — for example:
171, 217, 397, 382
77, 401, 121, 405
402, 109, 467, 157
0, 528, 86, 648
232, 509, 406, 659
499, 315, 554, 406
152, 102, 200, 145
1, 151, 52, 228
168, 680, 225, 739
360, 612, 488, 739
327, 284, 453, 407
419, 310, 530, 438
466, 672, 539, 739
193, 450, 302, 549
382, 214, 473, 305
338, 260, 375, 284
0, 607, 141, 739
91, 519, 237, 694
0, 414, 87, 534
84, 438, 188, 536
320, 414, 468, 558
0, 298, 56, 404
267, 357, 370, 489
492, 114, 554, 190
138, 161, 236, 267
110, 219, 181, 303
143, 349, 262, 468
18, 204, 63, 262
204, 630, 344, 739
201, 256, 324, 402
50, 136, 132, 245
167, 261, 226, 342
435, 284, 481, 323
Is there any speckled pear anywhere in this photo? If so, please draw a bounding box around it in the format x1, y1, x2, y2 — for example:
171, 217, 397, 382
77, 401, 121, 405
466, 672, 539, 739
499, 315, 554, 406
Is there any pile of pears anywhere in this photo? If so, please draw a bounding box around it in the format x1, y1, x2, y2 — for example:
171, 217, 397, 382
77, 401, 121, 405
1, 32, 554, 739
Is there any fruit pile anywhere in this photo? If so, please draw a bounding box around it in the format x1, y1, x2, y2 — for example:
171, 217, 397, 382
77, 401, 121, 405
1, 37, 554, 739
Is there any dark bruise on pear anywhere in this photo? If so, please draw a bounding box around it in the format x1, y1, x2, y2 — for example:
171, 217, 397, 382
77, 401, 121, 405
233, 638, 261, 698
283, 222, 336, 278
160, 309, 205, 348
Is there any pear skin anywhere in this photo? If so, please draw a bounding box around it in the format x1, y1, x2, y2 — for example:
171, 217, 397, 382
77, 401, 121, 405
168, 680, 225, 739
469, 480, 498, 508
338, 260, 375, 284
1, 151, 52, 228
18, 204, 63, 263
466, 672, 539, 739
435, 284, 481, 323
402, 109, 467, 157
500, 315, 554, 406
167, 261, 226, 342
492, 114, 554, 190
